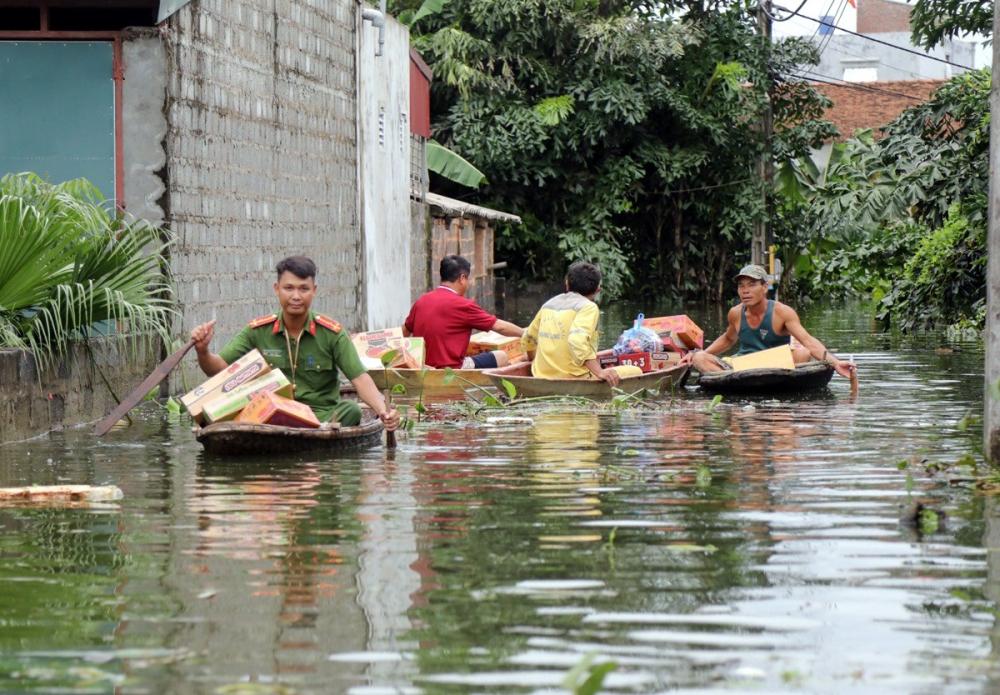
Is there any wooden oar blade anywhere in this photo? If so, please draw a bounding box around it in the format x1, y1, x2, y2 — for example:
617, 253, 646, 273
93, 339, 195, 436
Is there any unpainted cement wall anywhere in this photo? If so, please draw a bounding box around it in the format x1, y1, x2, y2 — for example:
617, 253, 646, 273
161, 0, 363, 386
123, 31, 169, 226
0, 344, 156, 442
359, 14, 412, 329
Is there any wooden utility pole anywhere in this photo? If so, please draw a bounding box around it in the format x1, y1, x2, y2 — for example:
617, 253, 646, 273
987, 0, 1000, 463
753, 0, 773, 267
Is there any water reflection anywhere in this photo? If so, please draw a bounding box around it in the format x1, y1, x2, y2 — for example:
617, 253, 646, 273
0, 304, 995, 693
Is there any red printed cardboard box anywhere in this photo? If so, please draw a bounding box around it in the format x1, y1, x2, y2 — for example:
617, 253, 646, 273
641, 315, 704, 350
351, 327, 425, 370
599, 351, 681, 372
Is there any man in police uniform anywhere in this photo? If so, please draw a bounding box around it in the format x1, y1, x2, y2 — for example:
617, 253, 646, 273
189, 256, 400, 430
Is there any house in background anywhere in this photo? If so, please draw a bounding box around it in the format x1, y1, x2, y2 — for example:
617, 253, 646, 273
0, 0, 422, 350
809, 0, 974, 83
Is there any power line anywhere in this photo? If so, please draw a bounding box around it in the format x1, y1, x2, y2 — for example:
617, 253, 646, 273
821, 42, 927, 80
790, 70, 928, 100
770, 3, 976, 71
760, 0, 810, 22
814, 0, 850, 60
665, 178, 755, 195
808, 0, 839, 43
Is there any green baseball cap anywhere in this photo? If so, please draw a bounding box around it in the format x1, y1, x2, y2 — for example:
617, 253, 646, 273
735, 264, 769, 282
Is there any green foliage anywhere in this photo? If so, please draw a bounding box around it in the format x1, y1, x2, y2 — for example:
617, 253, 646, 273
394, 0, 833, 299
563, 653, 617, 695
0, 173, 175, 370
400, 0, 449, 27
498, 378, 517, 399
426, 140, 488, 188
911, 0, 992, 50
784, 71, 988, 330
877, 205, 985, 331
534, 95, 575, 126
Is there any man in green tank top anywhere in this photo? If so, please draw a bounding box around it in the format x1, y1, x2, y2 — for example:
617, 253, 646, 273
683, 264, 855, 378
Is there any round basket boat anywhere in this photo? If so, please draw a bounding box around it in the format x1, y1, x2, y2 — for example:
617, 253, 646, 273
194, 411, 384, 456
696, 360, 835, 395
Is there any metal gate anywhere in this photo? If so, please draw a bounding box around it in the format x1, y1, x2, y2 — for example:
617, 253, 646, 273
0, 41, 115, 202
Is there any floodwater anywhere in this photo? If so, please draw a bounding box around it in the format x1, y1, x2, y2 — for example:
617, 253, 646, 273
0, 303, 992, 694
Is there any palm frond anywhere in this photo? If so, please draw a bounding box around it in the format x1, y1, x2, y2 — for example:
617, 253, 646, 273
0, 173, 176, 372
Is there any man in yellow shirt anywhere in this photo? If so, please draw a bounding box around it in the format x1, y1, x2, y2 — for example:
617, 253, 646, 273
521, 261, 621, 385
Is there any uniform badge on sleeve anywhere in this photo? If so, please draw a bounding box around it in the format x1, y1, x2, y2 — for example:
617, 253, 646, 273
248, 314, 278, 329
314, 314, 342, 332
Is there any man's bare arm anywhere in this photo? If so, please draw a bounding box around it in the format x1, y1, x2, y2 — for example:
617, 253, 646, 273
778, 305, 854, 378
491, 319, 523, 337
703, 308, 740, 355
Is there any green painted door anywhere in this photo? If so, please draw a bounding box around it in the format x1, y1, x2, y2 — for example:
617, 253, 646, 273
0, 41, 115, 203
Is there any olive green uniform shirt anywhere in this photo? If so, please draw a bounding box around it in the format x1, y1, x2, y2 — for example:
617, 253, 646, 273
218, 311, 365, 422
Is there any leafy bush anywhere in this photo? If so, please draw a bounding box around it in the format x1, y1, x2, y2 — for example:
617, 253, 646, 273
782, 70, 988, 330
877, 205, 985, 331
396, 0, 834, 299
791, 221, 924, 306
0, 173, 176, 369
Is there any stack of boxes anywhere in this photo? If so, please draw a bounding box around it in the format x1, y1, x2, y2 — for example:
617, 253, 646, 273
599, 315, 704, 373
181, 349, 320, 428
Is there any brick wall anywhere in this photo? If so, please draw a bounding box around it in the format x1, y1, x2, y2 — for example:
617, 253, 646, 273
813, 79, 943, 140
162, 0, 362, 360
857, 0, 911, 34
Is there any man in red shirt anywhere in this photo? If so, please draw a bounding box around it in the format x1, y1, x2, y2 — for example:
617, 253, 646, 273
404, 255, 523, 369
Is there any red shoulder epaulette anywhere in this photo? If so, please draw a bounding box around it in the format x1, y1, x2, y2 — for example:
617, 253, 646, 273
248, 313, 277, 329
314, 314, 342, 333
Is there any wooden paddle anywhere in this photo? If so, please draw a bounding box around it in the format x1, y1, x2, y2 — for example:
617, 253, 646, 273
93, 338, 196, 436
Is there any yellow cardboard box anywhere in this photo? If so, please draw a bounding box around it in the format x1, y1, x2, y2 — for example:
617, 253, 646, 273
467, 331, 524, 360
201, 369, 294, 423
726, 344, 795, 372
181, 349, 271, 423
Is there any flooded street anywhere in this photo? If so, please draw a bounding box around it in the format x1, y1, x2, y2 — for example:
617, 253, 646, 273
0, 305, 992, 694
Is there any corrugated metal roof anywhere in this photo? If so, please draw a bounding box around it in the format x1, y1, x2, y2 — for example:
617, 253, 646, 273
426, 192, 521, 223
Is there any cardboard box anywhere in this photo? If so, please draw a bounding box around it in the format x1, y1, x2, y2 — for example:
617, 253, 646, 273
201, 369, 294, 423
598, 351, 680, 372
235, 391, 321, 428
726, 344, 795, 372
351, 328, 425, 370
181, 349, 271, 423
641, 315, 704, 349
467, 330, 524, 360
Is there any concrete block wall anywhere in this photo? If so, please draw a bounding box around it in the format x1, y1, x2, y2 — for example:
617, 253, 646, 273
410, 200, 429, 302
0, 344, 156, 442
161, 0, 363, 370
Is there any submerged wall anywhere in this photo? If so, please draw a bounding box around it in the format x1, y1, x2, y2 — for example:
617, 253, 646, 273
0, 343, 157, 442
